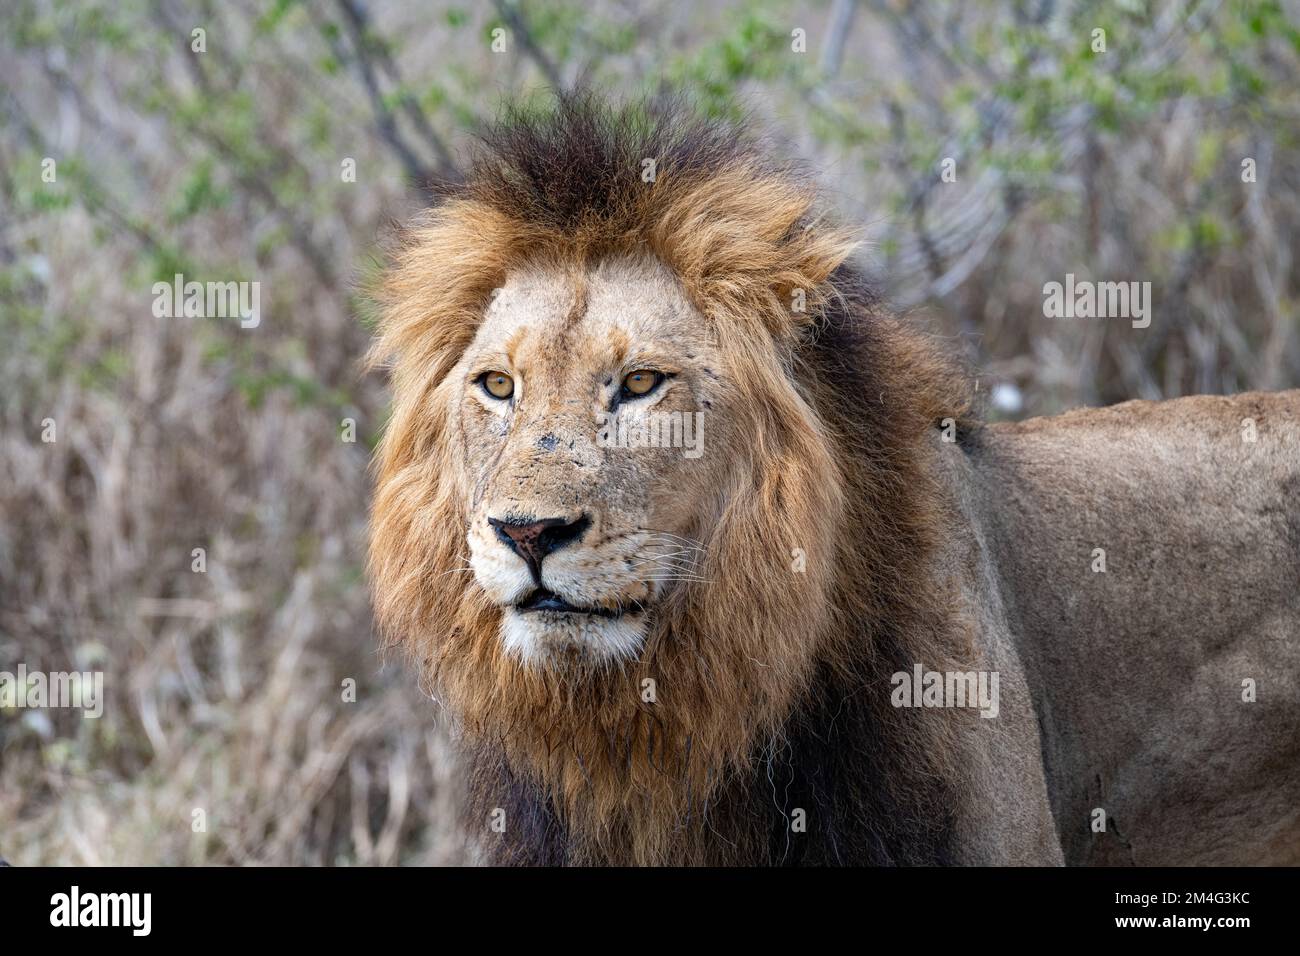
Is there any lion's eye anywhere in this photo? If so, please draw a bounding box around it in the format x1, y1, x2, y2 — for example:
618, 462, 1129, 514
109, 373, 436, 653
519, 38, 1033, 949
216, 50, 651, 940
481, 371, 514, 400
621, 369, 663, 398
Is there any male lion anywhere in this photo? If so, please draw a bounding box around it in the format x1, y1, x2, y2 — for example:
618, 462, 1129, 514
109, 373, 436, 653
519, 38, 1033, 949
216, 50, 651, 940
368, 97, 1300, 865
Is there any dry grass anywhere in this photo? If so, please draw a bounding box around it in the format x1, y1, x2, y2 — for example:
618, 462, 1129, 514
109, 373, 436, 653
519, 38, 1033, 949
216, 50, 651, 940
0, 204, 474, 865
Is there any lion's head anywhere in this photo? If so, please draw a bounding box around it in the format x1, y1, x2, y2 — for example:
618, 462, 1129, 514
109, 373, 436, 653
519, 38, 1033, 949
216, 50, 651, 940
369, 96, 971, 864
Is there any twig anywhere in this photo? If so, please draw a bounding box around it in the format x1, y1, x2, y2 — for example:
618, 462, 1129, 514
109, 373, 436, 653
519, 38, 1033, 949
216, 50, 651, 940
490, 0, 565, 91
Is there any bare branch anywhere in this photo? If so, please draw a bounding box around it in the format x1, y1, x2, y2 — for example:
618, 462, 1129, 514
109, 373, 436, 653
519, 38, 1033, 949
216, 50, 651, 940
332, 0, 458, 179
491, 0, 565, 91
820, 0, 858, 80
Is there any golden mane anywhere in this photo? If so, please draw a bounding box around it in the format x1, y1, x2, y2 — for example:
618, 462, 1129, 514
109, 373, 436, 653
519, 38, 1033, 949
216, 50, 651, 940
368, 95, 974, 864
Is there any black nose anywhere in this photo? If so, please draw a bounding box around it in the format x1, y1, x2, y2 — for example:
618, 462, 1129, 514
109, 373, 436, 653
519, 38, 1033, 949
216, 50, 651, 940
488, 514, 591, 583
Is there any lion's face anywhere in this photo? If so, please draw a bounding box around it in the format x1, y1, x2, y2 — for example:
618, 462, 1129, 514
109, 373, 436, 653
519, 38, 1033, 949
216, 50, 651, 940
457, 256, 726, 665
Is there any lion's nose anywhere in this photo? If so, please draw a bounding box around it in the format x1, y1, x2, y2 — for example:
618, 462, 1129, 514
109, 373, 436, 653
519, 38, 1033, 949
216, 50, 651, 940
488, 514, 591, 583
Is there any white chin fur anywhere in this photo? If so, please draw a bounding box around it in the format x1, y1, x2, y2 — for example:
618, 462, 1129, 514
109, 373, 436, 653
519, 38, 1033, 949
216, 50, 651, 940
501, 608, 645, 667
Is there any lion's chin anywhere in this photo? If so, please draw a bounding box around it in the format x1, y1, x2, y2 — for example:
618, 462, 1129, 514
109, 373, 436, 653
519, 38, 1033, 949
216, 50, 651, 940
500, 607, 647, 668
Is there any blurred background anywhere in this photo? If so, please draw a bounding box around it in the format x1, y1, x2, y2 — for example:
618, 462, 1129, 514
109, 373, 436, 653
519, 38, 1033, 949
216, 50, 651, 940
1, 0, 1296, 865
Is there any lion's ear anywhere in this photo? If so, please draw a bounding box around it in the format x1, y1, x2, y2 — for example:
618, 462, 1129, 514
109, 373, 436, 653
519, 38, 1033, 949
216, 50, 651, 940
369, 200, 538, 378
651, 171, 859, 337
773, 220, 860, 329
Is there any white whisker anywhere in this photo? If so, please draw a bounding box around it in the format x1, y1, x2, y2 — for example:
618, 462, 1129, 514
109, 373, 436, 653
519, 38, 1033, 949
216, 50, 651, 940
437, 565, 476, 577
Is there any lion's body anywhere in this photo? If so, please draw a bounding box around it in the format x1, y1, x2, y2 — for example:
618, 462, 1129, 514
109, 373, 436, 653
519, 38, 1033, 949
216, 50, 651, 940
368, 96, 1300, 866
959, 392, 1300, 864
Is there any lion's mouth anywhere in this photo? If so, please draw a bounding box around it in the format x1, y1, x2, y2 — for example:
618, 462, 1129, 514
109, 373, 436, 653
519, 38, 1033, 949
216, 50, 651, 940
514, 587, 626, 619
